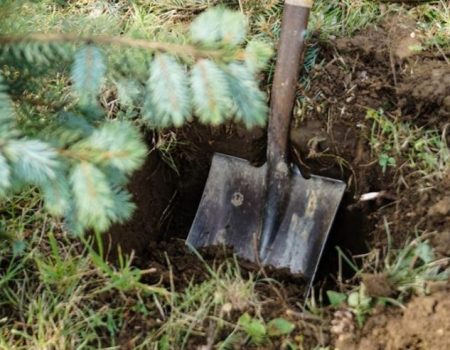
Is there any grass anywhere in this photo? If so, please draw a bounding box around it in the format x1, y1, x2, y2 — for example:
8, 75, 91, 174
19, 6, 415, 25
1, 0, 450, 349
153, 130, 188, 176
366, 108, 449, 177
0, 211, 152, 348
0, 193, 169, 349
0, 207, 301, 349
413, 0, 450, 51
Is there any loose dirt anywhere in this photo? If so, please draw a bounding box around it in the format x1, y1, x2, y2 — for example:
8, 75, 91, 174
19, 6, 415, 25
139, 239, 306, 301
335, 286, 450, 350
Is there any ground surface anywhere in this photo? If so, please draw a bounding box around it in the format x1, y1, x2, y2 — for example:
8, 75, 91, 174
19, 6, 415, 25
353, 289, 450, 349
1, 1, 449, 349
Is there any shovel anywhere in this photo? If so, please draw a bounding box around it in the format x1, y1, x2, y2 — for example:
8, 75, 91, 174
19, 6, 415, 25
186, 0, 346, 288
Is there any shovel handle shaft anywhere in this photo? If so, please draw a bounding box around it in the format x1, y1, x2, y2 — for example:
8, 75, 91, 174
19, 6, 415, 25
259, 1, 312, 257
267, 1, 311, 166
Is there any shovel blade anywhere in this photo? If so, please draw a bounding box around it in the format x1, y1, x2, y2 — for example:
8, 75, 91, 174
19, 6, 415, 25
186, 153, 345, 283
186, 153, 266, 262
262, 169, 346, 282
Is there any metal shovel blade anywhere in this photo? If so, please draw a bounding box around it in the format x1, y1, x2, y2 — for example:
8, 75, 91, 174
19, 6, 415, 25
186, 153, 346, 283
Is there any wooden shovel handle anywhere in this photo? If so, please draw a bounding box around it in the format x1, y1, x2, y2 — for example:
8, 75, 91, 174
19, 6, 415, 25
259, 0, 312, 257
267, 0, 312, 168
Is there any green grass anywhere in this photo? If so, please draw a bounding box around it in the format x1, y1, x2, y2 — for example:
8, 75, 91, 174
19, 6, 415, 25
0, 212, 299, 349
0, 193, 168, 349
366, 108, 449, 177
413, 0, 450, 51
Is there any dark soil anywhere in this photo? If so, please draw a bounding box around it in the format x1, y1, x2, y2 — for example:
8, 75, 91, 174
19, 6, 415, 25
104, 143, 177, 261
139, 239, 306, 303
362, 273, 395, 298
106, 12, 450, 349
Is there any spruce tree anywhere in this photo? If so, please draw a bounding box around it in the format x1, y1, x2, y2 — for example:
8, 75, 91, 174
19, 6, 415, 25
0, 3, 273, 234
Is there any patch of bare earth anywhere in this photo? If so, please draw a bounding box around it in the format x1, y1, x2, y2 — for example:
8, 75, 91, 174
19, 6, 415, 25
336, 286, 450, 350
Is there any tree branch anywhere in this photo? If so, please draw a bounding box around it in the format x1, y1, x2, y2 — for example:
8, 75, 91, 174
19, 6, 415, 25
0, 33, 233, 60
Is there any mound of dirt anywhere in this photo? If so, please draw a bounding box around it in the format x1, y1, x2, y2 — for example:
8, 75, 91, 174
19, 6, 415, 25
365, 168, 450, 252
398, 61, 450, 119
291, 15, 449, 188
336, 288, 450, 350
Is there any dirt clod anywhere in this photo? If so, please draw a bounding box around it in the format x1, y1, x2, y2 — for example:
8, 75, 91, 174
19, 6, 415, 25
362, 273, 394, 298
431, 231, 450, 257
331, 309, 356, 341
429, 197, 450, 217
398, 62, 450, 118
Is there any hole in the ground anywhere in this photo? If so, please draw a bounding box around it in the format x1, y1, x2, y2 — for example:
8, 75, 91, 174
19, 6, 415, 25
105, 124, 377, 289
315, 192, 373, 286
103, 29, 450, 289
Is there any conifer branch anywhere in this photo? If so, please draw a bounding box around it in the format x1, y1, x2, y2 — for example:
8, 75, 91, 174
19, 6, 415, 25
0, 7, 273, 234
0, 33, 233, 61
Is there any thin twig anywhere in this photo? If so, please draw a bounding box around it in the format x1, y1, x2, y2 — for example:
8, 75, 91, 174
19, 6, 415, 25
433, 41, 450, 65
0, 33, 226, 60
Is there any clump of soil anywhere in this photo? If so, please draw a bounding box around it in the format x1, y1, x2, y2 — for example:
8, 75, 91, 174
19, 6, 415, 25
371, 169, 450, 251
138, 239, 307, 303
362, 273, 395, 298
399, 61, 450, 118
336, 287, 450, 350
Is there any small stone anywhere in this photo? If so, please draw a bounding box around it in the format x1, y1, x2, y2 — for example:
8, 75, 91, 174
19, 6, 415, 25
221, 302, 233, 314
331, 309, 355, 335
428, 197, 450, 217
